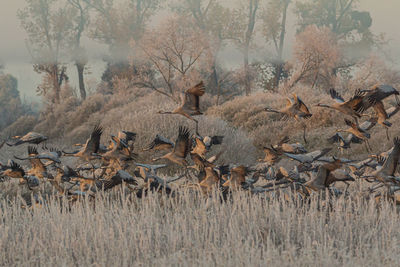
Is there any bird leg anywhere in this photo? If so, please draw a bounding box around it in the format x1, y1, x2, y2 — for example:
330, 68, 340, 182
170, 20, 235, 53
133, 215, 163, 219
385, 127, 390, 141
302, 123, 308, 144
195, 120, 199, 135
364, 140, 372, 153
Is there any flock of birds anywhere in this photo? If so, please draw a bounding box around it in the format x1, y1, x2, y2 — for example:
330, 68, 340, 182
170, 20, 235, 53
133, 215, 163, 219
1, 82, 400, 208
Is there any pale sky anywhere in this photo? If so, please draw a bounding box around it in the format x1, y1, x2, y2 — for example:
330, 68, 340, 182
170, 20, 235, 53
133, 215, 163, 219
1, 0, 399, 99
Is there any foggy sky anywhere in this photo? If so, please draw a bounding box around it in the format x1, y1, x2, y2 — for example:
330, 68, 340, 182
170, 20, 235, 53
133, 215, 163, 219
1, 0, 400, 100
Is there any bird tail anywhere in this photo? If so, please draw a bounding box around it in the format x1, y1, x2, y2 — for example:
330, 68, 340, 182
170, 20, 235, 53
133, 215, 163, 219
383, 120, 392, 127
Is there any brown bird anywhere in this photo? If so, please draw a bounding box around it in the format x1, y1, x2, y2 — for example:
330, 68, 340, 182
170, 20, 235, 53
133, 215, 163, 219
63, 125, 103, 161
1, 161, 25, 178
304, 159, 353, 192
7, 132, 48, 146
337, 119, 372, 151
265, 94, 312, 120
222, 165, 248, 191
356, 84, 400, 113
152, 126, 191, 167
143, 135, 174, 151
368, 137, 400, 183
265, 94, 312, 143
15, 146, 51, 179
316, 88, 366, 124
158, 81, 206, 133
199, 167, 220, 194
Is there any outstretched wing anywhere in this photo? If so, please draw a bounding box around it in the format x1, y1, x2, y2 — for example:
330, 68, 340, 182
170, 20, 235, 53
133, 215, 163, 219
144, 135, 174, 151
329, 89, 345, 103
173, 126, 191, 159
184, 81, 205, 113
84, 124, 103, 154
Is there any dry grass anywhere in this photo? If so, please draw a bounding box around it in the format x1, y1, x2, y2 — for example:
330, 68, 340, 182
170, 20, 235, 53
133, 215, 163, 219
0, 189, 399, 266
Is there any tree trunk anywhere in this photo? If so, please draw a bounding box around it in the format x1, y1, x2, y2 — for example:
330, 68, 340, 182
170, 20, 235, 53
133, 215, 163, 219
76, 62, 86, 100
52, 65, 60, 104
244, 45, 251, 96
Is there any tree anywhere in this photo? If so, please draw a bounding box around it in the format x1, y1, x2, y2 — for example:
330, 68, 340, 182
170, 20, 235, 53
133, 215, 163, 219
84, 0, 163, 58
174, 0, 240, 98
261, 0, 290, 89
227, 0, 260, 95
285, 25, 341, 89
0, 74, 23, 130
294, 0, 373, 57
19, 0, 72, 104
133, 15, 213, 102
67, 0, 90, 100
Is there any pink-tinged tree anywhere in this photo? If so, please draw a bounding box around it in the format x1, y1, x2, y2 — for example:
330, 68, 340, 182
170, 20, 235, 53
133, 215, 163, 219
133, 15, 213, 103
285, 25, 341, 90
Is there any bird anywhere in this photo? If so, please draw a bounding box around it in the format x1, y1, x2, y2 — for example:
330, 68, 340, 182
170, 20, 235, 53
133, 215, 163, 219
284, 148, 331, 164
356, 84, 400, 113
1, 161, 25, 178
304, 159, 354, 192
222, 165, 248, 191
367, 137, 400, 183
337, 119, 372, 151
199, 167, 221, 194
15, 145, 62, 164
202, 135, 224, 151
265, 94, 312, 143
63, 125, 103, 161
152, 126, 191, 166
142, 134, 175, 151
315, 88, 366, 124
158, 81, 206, 133
7, 132, 48, 146
328, 119, 377, 151
15, 146, 52, 179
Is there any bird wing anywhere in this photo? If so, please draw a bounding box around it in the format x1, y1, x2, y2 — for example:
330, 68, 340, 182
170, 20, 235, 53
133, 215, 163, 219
173, 126, 191, 159
327, 133, 344, 144
184, 81, 205, 112
368, 85, 399, 104
347, 89, 366, 110
83, 125, 103, 154
381, 137, 400, 176
359, 119, 377, 131
118, 131, 137, 143
144, 135, 174, 151
329, 89, 345, 103
296, 96, 312, 117
191, 137, 207, 158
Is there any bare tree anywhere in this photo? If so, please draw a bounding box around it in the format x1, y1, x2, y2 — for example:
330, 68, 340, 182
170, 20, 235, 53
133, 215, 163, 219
67, 0, 90, 100
285, 25, 341, 90
133, 15, 213, 102
19, 0, 72, 104
84, 0, 163, 58
226, 0, 259, 96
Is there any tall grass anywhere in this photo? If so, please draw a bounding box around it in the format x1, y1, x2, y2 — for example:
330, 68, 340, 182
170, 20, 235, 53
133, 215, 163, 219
0, 189, 399, 266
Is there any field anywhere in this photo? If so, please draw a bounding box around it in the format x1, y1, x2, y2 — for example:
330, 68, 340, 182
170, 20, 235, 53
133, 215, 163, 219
0, 185, 399, 266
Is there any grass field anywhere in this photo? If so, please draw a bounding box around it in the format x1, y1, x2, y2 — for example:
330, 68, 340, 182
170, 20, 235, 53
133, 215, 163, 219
0, 188, 399, 266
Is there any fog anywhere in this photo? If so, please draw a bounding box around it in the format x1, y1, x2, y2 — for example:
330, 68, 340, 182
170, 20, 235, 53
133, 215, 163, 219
1, 0, 400, 100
